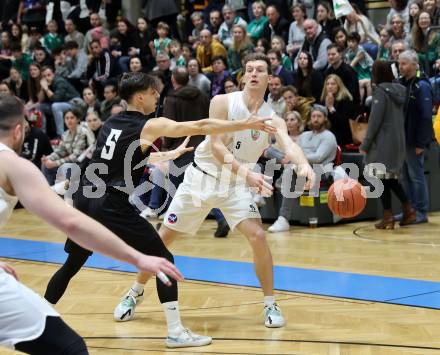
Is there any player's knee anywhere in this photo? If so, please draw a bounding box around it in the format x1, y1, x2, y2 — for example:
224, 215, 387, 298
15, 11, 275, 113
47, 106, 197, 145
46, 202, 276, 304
248, 228, 266, 245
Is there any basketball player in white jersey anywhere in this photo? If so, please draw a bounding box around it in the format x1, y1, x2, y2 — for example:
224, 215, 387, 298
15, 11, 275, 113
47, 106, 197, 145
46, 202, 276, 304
114, 53, 316, 328
0, 94, 183, 354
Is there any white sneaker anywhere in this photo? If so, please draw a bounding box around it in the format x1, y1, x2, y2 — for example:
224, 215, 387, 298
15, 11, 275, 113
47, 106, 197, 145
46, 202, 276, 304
264, 304, 285, 328
51, 181, 67, 195
166, 328, 212, 348
268, 216, 290, 233
113, 289, 144, 322
140, 207, 158, 219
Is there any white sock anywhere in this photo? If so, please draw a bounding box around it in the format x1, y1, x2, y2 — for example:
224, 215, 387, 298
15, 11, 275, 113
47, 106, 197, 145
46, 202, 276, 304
130, 281, 144, 295
264, 296, 276, 307
162, 301, 183, 335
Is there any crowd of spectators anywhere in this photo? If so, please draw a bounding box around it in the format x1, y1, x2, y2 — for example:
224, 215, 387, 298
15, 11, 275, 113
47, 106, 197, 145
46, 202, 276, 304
0, 0, 437, 235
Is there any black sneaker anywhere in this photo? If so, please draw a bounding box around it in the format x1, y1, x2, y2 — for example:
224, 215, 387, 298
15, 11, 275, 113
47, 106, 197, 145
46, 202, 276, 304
214, 222, 230, 238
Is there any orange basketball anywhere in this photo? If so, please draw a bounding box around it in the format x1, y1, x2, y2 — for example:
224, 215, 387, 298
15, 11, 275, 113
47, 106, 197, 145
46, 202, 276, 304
327, 178, 366, 218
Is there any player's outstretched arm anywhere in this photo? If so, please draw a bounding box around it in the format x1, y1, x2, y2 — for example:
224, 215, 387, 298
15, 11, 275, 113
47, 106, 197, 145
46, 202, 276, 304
272, 117, 316, 190
140, 95, 277, 145
1, 153, 183, 283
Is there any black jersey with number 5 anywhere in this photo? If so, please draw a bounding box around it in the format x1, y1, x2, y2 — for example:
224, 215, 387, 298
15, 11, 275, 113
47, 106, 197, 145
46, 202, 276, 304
83, 111, 152, 191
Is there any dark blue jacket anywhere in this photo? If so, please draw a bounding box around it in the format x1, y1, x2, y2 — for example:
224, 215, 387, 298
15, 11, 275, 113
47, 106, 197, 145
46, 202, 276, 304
400, 76, 433, 148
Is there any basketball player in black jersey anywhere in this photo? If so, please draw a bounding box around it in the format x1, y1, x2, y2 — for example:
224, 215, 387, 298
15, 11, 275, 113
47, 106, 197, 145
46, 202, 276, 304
44, 72, 276, 348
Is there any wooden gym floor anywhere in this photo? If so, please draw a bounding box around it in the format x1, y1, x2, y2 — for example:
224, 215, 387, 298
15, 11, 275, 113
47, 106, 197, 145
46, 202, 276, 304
1, 209, 440, 355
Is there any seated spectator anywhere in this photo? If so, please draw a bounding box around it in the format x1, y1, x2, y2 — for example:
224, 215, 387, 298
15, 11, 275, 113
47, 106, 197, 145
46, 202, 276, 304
255, 38, 270, 54
133, 17, 155, 71
84, 13, 110, 53
112, 18, 138, 73
218, 4, 247, 48
224, 76, 238, 93
390, 39, 407, 61
297, 19, 332, 71
10, 23, 30, 54
293, 50, 324, 103
63, 41, 88, 91
87, 39, 118, 98
100, 84, 121, 121
187, 58, 211, 93
181, 44, 193, 65
282, 85, 315, 125
344, 5, 380, 58
196, 29, 227, 73
39, 66, 80, 137
377, 27, 393, 60
10, 42, 32, 80
409, 1, 422, 29
77, 111, 103, 169
321, 74, 357, 148
267, 74, 285, 116
7, 66, 28, 102
206, 56, 229, 97
422, 0, 440, 25
261, 5, 289, 44
247, 1, 268, 44
0, 31, 13, 80
268, 105, 336, 233
41, 108, 87, 185
25, 62, 42, 110
411, 11, 440, 75
129, 56, 144, 73
228, 24, 254, 76
346, 32, 373, 102
169, 40, 186, 69
64, 18, 85, 50
188, 11, 208, 47
325, 43, 361, 105
288, 4, 307, 54
153, 52, 172, 95
149, 21, 172, 57
267, 49, 293, 85
33, 45, 53, 67
43, 20, 64, 54
389, 14, 411, 46
82, 87, 100, 116
387, 0, 410, 32
316, 1, 339, 41
360, 60, 415, 229
208, 9, 222, 36
333, 27, 348, 55
21, 119, 52, 169
0, 80, 12, 94
271, 36, 292, 71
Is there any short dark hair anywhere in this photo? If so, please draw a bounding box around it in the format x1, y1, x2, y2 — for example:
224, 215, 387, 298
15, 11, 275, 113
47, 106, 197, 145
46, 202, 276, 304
211, 55, 227, 67
41, 66, 54, 73
118, 72, 159, 101
104, 84, 117, 93
266, 49, 282, 62
347, 31, 361, 43
243, 52, 272, 75
270, 74, 283, 85
172, 67, 189, 86
64, 41, 79, 50
0, 94, 25, 133
327, 43, 343, 53
64, 107, 83, 120
372, 60, 396, 85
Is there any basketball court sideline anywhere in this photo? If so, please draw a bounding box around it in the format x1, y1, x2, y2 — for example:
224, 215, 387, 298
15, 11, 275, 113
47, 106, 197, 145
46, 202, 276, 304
1, 209, 440, 355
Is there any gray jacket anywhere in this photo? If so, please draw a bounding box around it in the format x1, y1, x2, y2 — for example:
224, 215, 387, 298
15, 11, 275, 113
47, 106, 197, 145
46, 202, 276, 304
361, 82, 406, 175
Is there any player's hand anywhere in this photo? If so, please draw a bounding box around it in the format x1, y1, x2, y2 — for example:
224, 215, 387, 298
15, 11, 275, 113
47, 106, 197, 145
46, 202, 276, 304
297, 163, 316, 191
135, 256, 184, 286
245, 115, 277, 134
246, 171, 273, 197
174, 136, 194, 158
0, 261, 18, 280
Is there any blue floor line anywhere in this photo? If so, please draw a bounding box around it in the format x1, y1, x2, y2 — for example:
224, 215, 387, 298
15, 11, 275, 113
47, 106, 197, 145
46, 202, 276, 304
1, 236, 440, 309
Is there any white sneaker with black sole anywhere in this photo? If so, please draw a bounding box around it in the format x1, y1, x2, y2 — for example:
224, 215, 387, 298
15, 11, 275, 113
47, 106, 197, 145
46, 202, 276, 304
113, 289, 144, 321
264, 303, 285, 328
166, 328, 212, 348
